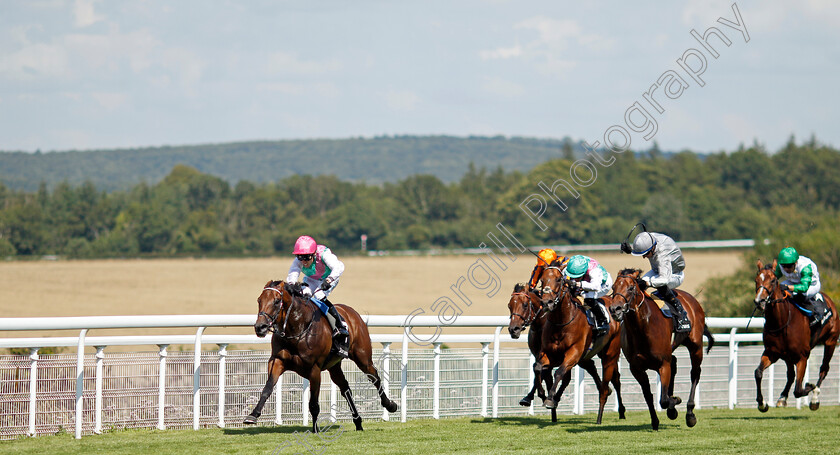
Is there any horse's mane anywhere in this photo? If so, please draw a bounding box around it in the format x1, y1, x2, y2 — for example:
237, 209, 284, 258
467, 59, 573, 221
763, 263, 774, 270
514, 283, 526, 293
549, 258, 566, 268
284, 281, 305, 297
618, 268, 643, 276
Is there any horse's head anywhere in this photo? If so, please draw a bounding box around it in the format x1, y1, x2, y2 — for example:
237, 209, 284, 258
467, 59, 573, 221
254, 280, 294, 337
507, 283, 541, 339
754, 259, 781, 311
539, 262, 571, 312
610, 268, 644, 322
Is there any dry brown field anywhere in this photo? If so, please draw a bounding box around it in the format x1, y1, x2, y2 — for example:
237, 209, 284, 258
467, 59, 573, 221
0, 251, 745, 347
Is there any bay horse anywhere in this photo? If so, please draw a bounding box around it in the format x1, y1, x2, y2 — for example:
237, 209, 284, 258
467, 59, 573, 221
536, 265, 626, 424
506, 283, 549, 415
245, 280, 398, 432
610, 269, 713, 430
753, 259, 839, 411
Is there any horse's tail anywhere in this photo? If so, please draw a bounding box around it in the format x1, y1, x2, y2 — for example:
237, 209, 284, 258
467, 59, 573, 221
703, 324, 715, 353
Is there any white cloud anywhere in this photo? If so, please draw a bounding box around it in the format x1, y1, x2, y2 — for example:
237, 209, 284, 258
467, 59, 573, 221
479, 45, 522, 60
256, 82, 339, 98
481, 77, 525, 97
91, 92, 128, 110
74, 0, 105, 28
385, 89, 419, 112
0, 42, 68, 78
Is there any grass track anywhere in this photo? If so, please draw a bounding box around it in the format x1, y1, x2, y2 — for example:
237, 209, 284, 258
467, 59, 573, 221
3, 406, 839, 454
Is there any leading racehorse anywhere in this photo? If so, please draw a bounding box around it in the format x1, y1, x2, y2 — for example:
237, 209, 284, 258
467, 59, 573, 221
245, 280, 398, 432
537, 265, 626, 424
753, 260, 839, 411
610, 269, 713, 430
506, 283, 548, 409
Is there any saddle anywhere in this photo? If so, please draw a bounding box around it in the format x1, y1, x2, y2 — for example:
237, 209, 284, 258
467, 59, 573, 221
310, 296, 350, 362
645, 291, 674, 318
791, 294, 833, 327
581, 299, 611, 335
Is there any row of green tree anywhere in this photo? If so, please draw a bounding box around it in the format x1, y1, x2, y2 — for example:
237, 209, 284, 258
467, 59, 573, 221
1, 137, 839, 262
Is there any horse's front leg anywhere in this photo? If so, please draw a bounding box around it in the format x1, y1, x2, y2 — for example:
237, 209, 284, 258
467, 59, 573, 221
754, 352, 776, 412
544, 350, 581, 410
520, 361, 541, 406
658, 361, 678, 420
308, 368, 322, 433
777, 359, 795, 407
245, 357, 285, 424
792, 357, 815, 398
631, 365, 659, 431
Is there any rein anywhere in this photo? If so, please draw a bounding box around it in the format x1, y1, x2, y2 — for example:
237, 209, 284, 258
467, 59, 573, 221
756, 281, 793, 334
261, 286, 317, 340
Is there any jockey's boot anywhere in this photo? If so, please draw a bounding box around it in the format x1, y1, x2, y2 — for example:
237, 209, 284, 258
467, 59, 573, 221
659, 287, 691, 333
584, 298, 609, 336
324, 301, 350, 358
809, 296, 829, 327
795, 295, 820, 327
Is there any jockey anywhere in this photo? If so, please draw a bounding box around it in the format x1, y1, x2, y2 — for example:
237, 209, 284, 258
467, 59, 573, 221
563, 255, 612, 335
775, 247, 830, 326
629, 231, 691, 333
528, 248, 568, 293
287, 235, 349, 354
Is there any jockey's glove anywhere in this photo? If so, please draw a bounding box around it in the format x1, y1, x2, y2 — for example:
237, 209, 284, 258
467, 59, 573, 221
321, 278, 333, 291
301, 286, 312, 297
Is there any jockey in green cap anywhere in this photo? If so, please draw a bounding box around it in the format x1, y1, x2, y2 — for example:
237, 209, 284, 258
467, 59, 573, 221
775, 247, 830, 327
563, 254, 612, 335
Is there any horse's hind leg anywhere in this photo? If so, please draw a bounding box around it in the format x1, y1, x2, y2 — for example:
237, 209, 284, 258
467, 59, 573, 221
328, 366, 363, 431
353, 353, 398, 413
579, 358, 603, 392
631, 365, 659, 431
810, 340, 837, 410
308, 369, 323, 433
685, 346, 703, 427
755, 351, 777, 412
245, 357, 285, 424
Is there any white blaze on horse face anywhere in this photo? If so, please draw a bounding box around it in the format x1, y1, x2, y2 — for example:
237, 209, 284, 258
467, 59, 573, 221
755, 270, 770, 304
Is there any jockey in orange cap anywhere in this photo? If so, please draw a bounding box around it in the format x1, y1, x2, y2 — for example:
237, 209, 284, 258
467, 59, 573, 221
528, 248, 569, 292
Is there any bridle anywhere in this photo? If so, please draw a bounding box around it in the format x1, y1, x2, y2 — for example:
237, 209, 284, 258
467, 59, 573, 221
509, 291, 542, 327
755, 270, 793, 333
611, 272, 642, 316
258, 286, 317, 339
540, 268, 580, 328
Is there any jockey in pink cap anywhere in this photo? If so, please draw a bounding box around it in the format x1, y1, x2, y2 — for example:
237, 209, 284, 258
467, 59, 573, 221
287, 235, 349, 357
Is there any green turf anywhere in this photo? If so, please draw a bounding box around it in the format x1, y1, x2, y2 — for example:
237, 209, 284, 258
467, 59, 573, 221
3, 406, 839, 454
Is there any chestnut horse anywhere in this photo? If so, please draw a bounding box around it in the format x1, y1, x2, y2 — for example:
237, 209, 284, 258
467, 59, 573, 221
753, 260, 839, 411
610, 269, 713, 430
507, 283, 556, 421
537, 266, 626, 424
245, 280, 398, 432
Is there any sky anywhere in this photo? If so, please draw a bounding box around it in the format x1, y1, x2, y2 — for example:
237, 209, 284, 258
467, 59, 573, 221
1, 0, 839, 154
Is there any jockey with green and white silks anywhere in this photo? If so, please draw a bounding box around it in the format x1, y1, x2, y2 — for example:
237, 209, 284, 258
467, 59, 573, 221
775, 247, 821, 299
562, 255, 612, 299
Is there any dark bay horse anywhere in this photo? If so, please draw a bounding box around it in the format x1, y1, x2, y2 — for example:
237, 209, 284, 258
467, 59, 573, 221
506, 283, 549, 412
610, 269, 713, 430
753, 260, 839, 411
245, 280, 398, 432
537, 266, 626, 424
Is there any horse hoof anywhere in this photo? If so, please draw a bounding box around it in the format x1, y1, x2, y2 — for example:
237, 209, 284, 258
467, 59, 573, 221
686, 413, 697, 428
667, 408, 678, 420
544, 399, 556, 409
386, 401, 399, 413
758, 403, 769, 413
243, 415, 258, 425
671, 396, 682, 406
776, 398, 787, 408
519, 398, 532, 407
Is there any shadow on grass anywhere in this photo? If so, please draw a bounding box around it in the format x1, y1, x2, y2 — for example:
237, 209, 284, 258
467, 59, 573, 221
470, 416, 654, 432
709, 414, 809, 421
224, 425, 314, 435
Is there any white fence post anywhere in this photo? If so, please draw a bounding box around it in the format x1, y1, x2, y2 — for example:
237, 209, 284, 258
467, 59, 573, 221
302, 379, 310, 426
480, 342, 490, 418
528, 351, 535, 416
768, 362, 775, 407
193, 327, 205, 430
574, 365, 585, 415
75, 329, 87, 440
613, 357, 621, 412
217, 344, 227, 428
401, 329, 408, 423
28, 348, 38, 437
94, 346, 105, 434
729, 328, 738, 409
492, 326, 501, 418
433, 342, 441, 419
157, 344, 168, 430
274, 373, 283, 425
381, 342, 391, 421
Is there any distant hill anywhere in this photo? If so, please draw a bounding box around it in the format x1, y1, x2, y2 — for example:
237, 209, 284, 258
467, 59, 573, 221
0, 135, 588, 192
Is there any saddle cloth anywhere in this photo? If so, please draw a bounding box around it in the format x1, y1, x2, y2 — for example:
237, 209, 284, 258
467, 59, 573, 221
644, 291, 674, 318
